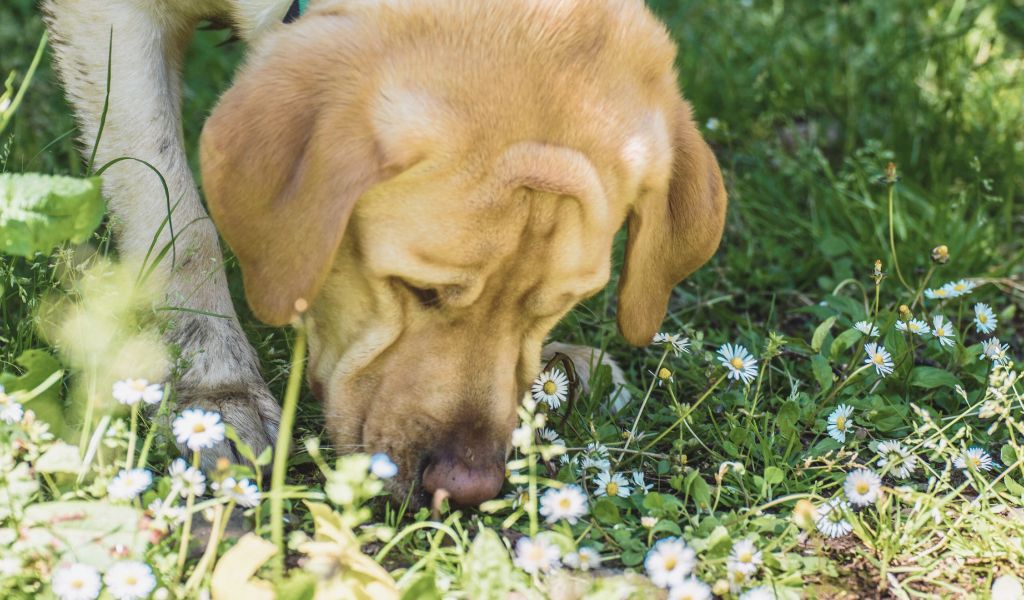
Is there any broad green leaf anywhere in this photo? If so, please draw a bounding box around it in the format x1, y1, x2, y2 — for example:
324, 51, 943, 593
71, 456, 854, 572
0, 173, 104, 257
764, 466, 785, 486
593, 497, 622, 524
401, 575, 442, 600
830, 328, 863, 361
22, 501, 145, 570
811, 316, 837, 352
0, 349, 64, 436
1001, 444, 1019, 469
811, 355, 834, 392
909, 367, 960, 389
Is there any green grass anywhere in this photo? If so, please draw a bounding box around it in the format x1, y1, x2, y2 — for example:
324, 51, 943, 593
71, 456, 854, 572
2, 0, 1024, 598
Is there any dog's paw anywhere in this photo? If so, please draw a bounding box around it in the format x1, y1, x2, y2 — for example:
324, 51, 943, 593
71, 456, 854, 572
541, 342, 633, 410
174, 381, 281, 471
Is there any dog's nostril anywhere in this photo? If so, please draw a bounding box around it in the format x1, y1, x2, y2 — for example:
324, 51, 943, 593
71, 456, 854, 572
421, 454, 504, 507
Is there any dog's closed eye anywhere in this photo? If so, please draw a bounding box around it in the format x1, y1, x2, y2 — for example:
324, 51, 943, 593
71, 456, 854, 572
394, 278, 443, 309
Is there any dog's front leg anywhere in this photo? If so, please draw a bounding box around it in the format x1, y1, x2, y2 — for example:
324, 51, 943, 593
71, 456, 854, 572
43, 0, 280, 467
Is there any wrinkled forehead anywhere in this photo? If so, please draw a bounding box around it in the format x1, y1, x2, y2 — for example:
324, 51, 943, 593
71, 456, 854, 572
350, 162, 618, 289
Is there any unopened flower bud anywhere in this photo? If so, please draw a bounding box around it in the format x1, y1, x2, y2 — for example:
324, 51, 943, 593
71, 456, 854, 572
793, 499, 816, 530
899, 305, 911, 320
931, 244, 949, 264
713, 580, 731, 596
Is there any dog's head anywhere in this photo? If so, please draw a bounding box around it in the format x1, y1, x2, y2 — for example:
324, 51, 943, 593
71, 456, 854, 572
200, 0, 725, 506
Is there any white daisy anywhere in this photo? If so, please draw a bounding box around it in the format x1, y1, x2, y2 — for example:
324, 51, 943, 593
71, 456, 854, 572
853, 321, 880, 336
103, 561, 156, 600
537, 428, 564, 446
705, 117, 720, 131
826, 404, 854, 443
562, 546, 602, 571
505, 486, 529, 509
943, 279, 976, 298
930, 315, 955, 348
112, 379, 163, 406
924, 287, 952, 300
644, 537, 696, 589
594, 471, 631, 498
739, 587, 777, 600
531, 369, 569, 409
979, 338, 1011, 366
631, 470, 653, 493
212, 477, 261, 507
172, 409, 225, 452
169, 458, 206, 497
107, 468, 153, 501
844, 469, 882, 506
579, 443, 611, 472
0, 386, 24, 424
727, 562, 750, 593
953, 446, 994, 473
0, 556, 21, 577
514, 536, 560, 574
669, 577, 712, 600
863, 343, 894, 377
896, 318, 930, 336
641, 516, 658, 528
875, 440, 918, 478
653, 332, 691, 356
370, 453, 398, 479
147, 498, 185, 524
728, 539, 762, 575
510, 424, 532, 450
815, 497, 853, 538
717, 343, 758, 384
539, 484, 588, 524
52, 563, 102, 600
974, 303, 998, 334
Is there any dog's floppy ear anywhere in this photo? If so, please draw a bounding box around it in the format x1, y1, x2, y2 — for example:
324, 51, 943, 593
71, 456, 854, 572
200, 37, 378, 326
616, 98, 727, 346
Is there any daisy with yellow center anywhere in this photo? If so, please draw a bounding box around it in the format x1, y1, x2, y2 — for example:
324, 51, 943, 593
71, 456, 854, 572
717, 343, 758, 384
815, 497, 853, 538
844, 468, 882, 506
0, 385, 24, 424
539, 484, 588, 524
172, 408, 225, 452
594, 470, 631, 498
863, 343, 894, 377
669, 578, 712, 600
514, 536, 561, 574
931, 315, 955, 348
52, 563, 101, 600
974, 303, 998, 334
531, 369, 569, 409
896, 318, 930, 336
827, 404, 854, 443
652, 332, 691, 356
924, 287, 949, 300
728, 539, 762, 575
644, 538, 696, 589
103, 561, 156, 600
954, 446, 994, 473
876, 440, 917, 478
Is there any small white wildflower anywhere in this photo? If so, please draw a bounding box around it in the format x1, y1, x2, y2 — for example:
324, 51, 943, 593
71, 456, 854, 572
107, 468, 153, 501
537, 427, 563, 446
931, 315, 955, 348
943, 279, 976, 298
717, 343, 758, 384
895, 318, 930, 336
594, 470, 631, 498
728, 539, 762, 575
739, 587, 777, 600
112, 379, 163, 406
924, 287, 952, 300
539, 485, 588, 524
705, 118, 720, 131
980, 338, 1011, 366
510, 424, 532, 450
631, 470, 653, 493
369, 453, 398, 479
212, 477, 261, 507
641, 516, 658, 528
563, 547, 602, 571
669, 577, 712, 600
172, 409, 225, 452
0, 385, 24, 424
953, 446, 994, 473
169, 458, 206, 497
514, 536, 560, 574
844, 469, 882, 506
815, 497, 853, 538
52, 563, 102, 600
974, 303, 998, 334
580, 442, 611, 471
827, 404, 854, 443
863, 343, 894, 377
147, 498, 184, 524
991, 575, 1024, 600
531, 369, 569, 409
103, 561, 156, 600
644, 538, 696, 588
653, 332, 691, 356
853, 321, 879, 336
876, 440, 917, 478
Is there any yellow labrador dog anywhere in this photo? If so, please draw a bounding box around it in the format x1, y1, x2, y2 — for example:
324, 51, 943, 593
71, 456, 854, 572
44, 0, 726, 506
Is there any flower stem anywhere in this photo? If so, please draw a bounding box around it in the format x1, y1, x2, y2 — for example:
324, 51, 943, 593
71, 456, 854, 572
136, 386, 170, 471
887, 182, 913, 293
270, 318, 308, 579
622, 348, 670, 456
126, 404, 138, 470
175, 451, 201, 580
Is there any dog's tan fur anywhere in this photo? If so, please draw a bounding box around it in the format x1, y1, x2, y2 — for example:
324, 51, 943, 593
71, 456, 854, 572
46, 0, 725, 502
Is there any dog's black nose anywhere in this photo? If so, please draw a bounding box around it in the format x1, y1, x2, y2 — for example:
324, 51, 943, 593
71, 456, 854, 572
421, 448, 505, 507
